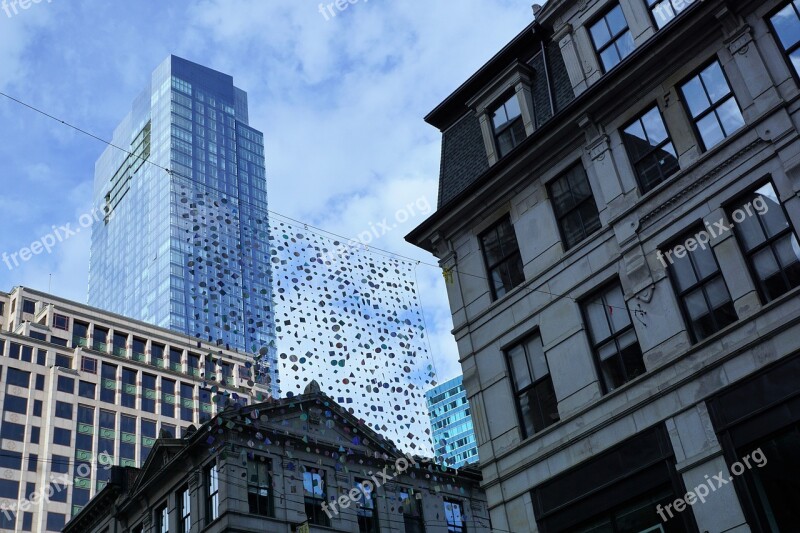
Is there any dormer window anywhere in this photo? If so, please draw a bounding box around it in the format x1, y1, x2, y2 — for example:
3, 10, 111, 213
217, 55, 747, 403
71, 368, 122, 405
467, 61, 535, 165
491, 94, 527, 158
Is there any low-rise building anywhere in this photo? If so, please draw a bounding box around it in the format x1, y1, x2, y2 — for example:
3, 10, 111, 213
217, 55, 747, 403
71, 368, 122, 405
64, 382, 489, 533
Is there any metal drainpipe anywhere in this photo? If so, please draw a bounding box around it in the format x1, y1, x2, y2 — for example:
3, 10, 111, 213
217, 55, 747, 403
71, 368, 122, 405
541, 39, 556, 119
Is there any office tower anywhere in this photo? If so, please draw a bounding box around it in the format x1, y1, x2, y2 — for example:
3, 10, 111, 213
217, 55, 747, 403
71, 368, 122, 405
89, 56, 277, 395
425, 375, 479, 469
0, 286, 268, 531
408, 0, 800, 530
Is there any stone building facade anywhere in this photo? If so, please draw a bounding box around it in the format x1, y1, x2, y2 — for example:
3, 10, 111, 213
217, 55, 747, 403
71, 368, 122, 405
64, 385, 489, 533
408, 0, 800, 530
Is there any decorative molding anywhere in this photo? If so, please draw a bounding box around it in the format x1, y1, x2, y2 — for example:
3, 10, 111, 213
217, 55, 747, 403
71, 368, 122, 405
726, 25, 753, 56
639, 139, 765, 226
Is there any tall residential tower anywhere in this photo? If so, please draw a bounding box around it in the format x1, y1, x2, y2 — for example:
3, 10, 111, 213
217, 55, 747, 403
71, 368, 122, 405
88, 56, 277, 394
425, 375, 479, 469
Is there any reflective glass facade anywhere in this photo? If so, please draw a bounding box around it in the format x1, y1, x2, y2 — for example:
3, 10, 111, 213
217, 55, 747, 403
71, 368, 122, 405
89, 56, 277, 394
425, 375, 479, 468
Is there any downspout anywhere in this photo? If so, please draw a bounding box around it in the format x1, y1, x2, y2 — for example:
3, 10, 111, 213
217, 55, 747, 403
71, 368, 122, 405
540, 38, 556, 118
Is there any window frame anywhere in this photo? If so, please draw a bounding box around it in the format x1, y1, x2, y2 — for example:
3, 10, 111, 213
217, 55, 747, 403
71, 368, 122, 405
663, 226, 739, 342
489, 92, 527, 158
580, 281, 646, 393
478, 215, 525, 301
621, 104, 680, 193
725, 180, 800, 303
678, 58, 745, 152
505, 333, 560, 439
303, 467, 330, 527
206, 462, 220, 524
178, 485, 191, 533
444, 498, 466, 533
247, 457, 274, 518
767, 0, 800, 84
547, 163, 602, 250
156, 501, 169, 533
589, 2, 635, 73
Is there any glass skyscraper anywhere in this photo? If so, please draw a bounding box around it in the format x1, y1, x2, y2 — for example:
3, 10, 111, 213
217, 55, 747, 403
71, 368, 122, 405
425, 375, 479, 469
89, 56, 278, 395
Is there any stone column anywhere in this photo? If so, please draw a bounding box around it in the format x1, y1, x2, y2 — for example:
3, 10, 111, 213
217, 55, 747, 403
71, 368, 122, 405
666, 403, 748, 532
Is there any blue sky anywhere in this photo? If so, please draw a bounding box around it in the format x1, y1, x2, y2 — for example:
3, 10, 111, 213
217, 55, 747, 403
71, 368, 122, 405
0, 0, 533, 381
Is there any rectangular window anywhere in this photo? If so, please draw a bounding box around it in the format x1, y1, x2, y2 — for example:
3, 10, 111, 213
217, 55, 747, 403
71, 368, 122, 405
207, 463, 220, 523
169, 348, 183, 372
132, 337, 147, 362
50, 336, 68, 347
3, 394, 27, 415
355, 478, 379, 533
56, 375, 74, 394
247, 458, 274, 517
22, 299, 36, 314
46, 512, 65, 532
583, 283, 646, 392
72, 321, 89, 348
152, 342, 166, 369
53, 427, 71, 446
506, 335, 559, 438
400, 490, 425, 533
303, 468, 330, 527
770, 1, 800, 77
188, 352, 201, 376
122, 368, 137, 408
490, 94, 526, 158
141, 419, 156, 462
0, 451, 22, 471
142, 373, 157, 413
78, 380, 96, 400
444, 499, 466, 533
180, 383, 194, 422
156, 502, 169, 533
548, 164, 602, 249
7, 368, 30, 388
179, 486, 191, 533
480, 217, 525, 300
27, 454, 37, 472
680, 60, 745, 151
622, 105, 679, 193
81, 356, 97, 374
112, 332, 127, 357
589, 3, 635, 71
647, 0, 694, 29
98, 410, 115, 459
101, 363, 117, 403
55, 353, 71, 369
728, 182, 800, 302
35, 374, 44, 391
120, 415, 136, 466
92, 326, 109, 352
33, 399, 42, 417
52, 313, 69, 330
51, 455, 69, 474
664, 228, 738, 341
162, 378, 176, 418
55, 401, 73, 419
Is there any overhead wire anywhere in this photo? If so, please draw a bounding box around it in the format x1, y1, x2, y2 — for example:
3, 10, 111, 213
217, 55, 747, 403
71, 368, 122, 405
0, 90, 639, 315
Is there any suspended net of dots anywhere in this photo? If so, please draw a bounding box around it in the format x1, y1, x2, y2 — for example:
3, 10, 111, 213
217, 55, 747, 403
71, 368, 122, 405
270, 221, 436, 455
173, 178, 435, 455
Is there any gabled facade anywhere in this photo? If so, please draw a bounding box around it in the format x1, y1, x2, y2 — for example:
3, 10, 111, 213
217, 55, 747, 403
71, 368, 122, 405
65, 384, 489, 533
408, 0, 800, 530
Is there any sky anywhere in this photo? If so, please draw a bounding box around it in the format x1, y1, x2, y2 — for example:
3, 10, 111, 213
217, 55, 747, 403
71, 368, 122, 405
0, 0, 534, 384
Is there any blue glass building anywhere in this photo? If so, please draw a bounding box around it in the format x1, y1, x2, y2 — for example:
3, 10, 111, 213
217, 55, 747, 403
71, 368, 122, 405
89, 56, 278, 395
425, 375, 479, 468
